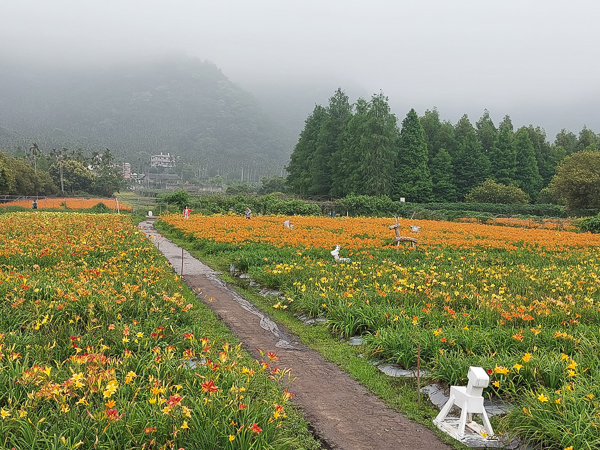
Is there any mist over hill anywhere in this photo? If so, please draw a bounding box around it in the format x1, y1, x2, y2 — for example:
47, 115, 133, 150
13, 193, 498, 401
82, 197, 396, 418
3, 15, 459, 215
0, 56, 294, 180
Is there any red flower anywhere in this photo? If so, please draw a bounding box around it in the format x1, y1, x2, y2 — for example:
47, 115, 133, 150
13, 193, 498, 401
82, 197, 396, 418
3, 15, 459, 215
250, 423, 262, 434
106, 408, 123, 421
201, 380, 219, 395
167, 395, 182, 407
145, 427, 156, 434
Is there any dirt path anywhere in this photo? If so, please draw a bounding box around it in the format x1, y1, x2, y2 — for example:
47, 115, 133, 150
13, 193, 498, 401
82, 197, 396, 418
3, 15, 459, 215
140, 220, 453, 450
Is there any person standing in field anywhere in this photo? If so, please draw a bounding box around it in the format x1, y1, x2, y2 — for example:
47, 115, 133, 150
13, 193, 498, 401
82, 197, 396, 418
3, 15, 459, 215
245, 206, 251, 219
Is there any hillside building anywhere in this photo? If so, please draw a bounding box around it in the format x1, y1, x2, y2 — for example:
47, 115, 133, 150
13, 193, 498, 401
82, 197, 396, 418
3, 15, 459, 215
151, 152, 175, 168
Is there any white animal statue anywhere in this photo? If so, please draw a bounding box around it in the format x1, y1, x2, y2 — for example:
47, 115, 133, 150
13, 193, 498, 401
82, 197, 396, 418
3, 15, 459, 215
330, 245, 351, 263
434, 366, 494, 439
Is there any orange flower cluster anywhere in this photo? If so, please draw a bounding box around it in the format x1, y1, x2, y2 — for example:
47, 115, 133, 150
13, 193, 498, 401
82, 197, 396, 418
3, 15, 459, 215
161, 214, 600, 252
1, 198, 130, 211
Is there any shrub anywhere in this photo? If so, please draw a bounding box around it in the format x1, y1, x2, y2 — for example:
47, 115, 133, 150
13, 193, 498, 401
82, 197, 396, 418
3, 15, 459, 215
161, 189, 191, 210
577, 213, 600, 233
465, 179, 530, 204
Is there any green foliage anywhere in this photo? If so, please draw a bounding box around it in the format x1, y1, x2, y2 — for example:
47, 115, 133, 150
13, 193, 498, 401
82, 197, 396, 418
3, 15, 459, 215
225, 183, 254, 195
286, 105, 328, 195
190, 194, 320, 216
336, 194, 566, 218
49, 159, 94, 194
576, 213, 600, 233
88, 202, 112, 213
514, 127, 543, 199
161, 189, 191, 210
429, 148, 456, 202
475, 109, 498, 154
0, 151, 58, 195
331, 98, 369, 197
396, 108, 432, 202
356, 93, 399, 197
258, 176, 286, 195
310, 88, 352, 196
452, 115, 490, 199
90, 149, 126, 197
489, 117, 517, 186
465, 179, 530, 204
0, 159, 9, 194
549, 150, 600, 210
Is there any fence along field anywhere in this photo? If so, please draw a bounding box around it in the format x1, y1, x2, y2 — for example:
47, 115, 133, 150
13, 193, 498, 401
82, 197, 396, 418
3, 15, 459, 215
161, 213, 600, 450
0, 212, 316, 450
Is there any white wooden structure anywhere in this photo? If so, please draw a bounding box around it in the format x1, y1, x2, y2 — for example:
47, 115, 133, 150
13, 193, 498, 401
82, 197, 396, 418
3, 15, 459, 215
331, 245, 351, 263
434, 366, 494, 439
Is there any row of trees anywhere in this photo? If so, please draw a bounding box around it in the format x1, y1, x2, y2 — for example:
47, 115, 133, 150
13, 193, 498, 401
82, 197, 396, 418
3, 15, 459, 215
286, 89, 599, 203
0, 146, 125, 197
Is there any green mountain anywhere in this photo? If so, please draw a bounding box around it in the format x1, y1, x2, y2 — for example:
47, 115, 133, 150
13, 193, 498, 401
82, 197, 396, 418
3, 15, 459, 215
0, 57, 292, 180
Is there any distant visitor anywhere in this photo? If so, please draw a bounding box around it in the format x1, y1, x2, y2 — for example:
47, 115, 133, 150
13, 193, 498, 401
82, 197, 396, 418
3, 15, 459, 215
245, 207, 251, 219
32, 200, 38, 210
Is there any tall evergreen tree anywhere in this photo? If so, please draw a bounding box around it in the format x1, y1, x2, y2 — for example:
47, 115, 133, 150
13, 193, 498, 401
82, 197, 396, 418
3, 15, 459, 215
429, 148, 456, 202
309, 88, 352, 196
332, 98, 368, 197
554, 129, 578, 155
420, 108, 443, 159
475, 109, 498, 154
514, 127, 543, 199
525, 125, 554, 186
453, 115, 490, 199
396, 108, 432, 202
285, 105, 327, 195
576, 126, 599, 151
489, 117, 517, 186
356, 93, 399, 197
437, 121, 457, 159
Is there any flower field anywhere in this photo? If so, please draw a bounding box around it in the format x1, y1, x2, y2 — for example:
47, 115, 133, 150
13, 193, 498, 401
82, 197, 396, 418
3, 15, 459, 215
0, 198, 130, 211
161, 213, 600, 449
0, 213, 311, 450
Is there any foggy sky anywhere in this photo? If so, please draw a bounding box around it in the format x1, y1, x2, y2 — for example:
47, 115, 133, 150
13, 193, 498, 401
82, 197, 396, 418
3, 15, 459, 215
2, 0, 599, 138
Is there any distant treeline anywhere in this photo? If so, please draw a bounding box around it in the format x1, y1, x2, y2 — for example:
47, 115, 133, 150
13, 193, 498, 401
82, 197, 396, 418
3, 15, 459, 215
0, 147, 124, 197
285, 88, 599, 204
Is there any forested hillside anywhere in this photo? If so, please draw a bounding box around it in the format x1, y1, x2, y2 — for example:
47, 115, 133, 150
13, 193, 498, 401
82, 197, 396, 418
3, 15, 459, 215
286, 89, 600, 203
0, 57, 292, 180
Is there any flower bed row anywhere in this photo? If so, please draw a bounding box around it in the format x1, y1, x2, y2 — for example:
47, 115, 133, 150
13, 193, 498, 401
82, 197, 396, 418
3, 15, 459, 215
0, 212, 313, 449
0, 198, 130, 211
161, 213, 600, 450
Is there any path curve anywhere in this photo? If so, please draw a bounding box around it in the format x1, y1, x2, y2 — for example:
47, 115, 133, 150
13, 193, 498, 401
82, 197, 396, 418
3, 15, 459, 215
140, 220, 453, 450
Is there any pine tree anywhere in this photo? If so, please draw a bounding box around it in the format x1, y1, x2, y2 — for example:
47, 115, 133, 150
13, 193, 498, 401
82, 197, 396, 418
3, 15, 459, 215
356, 93, 399, 197
554, 129, 578, 155
476, 109, 498, 154
285, 105, 327, 195
396, 108, 432, 202
309, 88, 352, 196
489, 117, 517, 186
420, 108, 443, 159
525, 126, 554, 186
429, 148, 456, 202
453, 115, 490, 199
514, 127, 543, 199
332, 98, 368, 197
